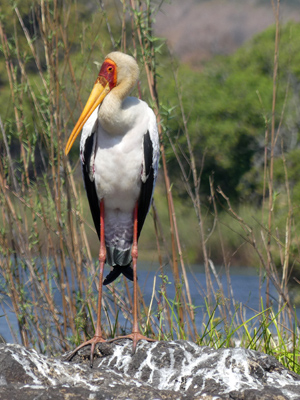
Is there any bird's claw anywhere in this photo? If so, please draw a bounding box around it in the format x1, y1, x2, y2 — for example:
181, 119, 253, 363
106, 332, 156, 354
65, 335, 106, 367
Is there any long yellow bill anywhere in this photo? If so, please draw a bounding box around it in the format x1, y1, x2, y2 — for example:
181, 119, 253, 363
65, 77, 110, 155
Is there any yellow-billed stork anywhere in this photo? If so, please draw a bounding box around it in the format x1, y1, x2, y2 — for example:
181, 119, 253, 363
65, 52, 159, 366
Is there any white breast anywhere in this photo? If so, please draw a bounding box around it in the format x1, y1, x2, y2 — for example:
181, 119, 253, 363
93, 126, 144, 213
80, 96, 156, 255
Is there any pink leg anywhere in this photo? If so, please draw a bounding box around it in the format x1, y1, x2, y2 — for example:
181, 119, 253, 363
66, 200, 106, 367
107, 202, 155, 353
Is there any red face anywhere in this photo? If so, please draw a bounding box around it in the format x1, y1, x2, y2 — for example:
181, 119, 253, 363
97, 59, 117, 90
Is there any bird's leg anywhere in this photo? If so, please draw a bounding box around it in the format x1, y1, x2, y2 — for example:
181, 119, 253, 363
106, 202, 155, 353
131, 201, 139, 337
89, 199, 107, 364
66, 200, 106, 366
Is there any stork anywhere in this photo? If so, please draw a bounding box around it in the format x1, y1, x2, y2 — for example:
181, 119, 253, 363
65, 52, 159, 366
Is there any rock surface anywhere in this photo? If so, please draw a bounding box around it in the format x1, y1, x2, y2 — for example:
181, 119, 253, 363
0, 340, 300, 399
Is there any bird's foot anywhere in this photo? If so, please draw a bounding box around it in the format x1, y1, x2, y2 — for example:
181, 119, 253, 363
106, 332, 156, 354
65, 335, 106, 367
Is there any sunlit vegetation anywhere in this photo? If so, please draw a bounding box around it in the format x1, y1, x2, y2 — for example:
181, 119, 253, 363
0, 0, 299, 374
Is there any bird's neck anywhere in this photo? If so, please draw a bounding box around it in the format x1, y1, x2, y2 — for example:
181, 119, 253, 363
98, 78, 135, 135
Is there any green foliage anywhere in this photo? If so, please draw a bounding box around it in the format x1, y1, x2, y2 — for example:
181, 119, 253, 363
2, 1, 300, 205
1, 0, 300, 375
160, 22, 300, 202
0, 0, 119, 143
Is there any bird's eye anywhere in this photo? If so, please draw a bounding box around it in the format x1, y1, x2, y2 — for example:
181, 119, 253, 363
107, 66, 113, 72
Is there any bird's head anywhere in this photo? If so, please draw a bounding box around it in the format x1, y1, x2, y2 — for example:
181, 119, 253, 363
65, 52, 139, 155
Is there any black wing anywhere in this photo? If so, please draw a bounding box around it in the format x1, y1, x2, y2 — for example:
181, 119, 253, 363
82, 133, 100, 240
137, 131, 155, 239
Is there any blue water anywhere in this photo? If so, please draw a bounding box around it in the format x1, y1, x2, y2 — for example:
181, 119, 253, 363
0, 262, 295, 344
136, 264, 281, 330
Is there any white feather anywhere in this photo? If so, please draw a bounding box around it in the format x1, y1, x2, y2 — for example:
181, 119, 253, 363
79, 52, 160, 266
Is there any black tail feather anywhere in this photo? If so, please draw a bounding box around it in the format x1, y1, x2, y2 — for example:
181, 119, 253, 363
103, 263, 134, 286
